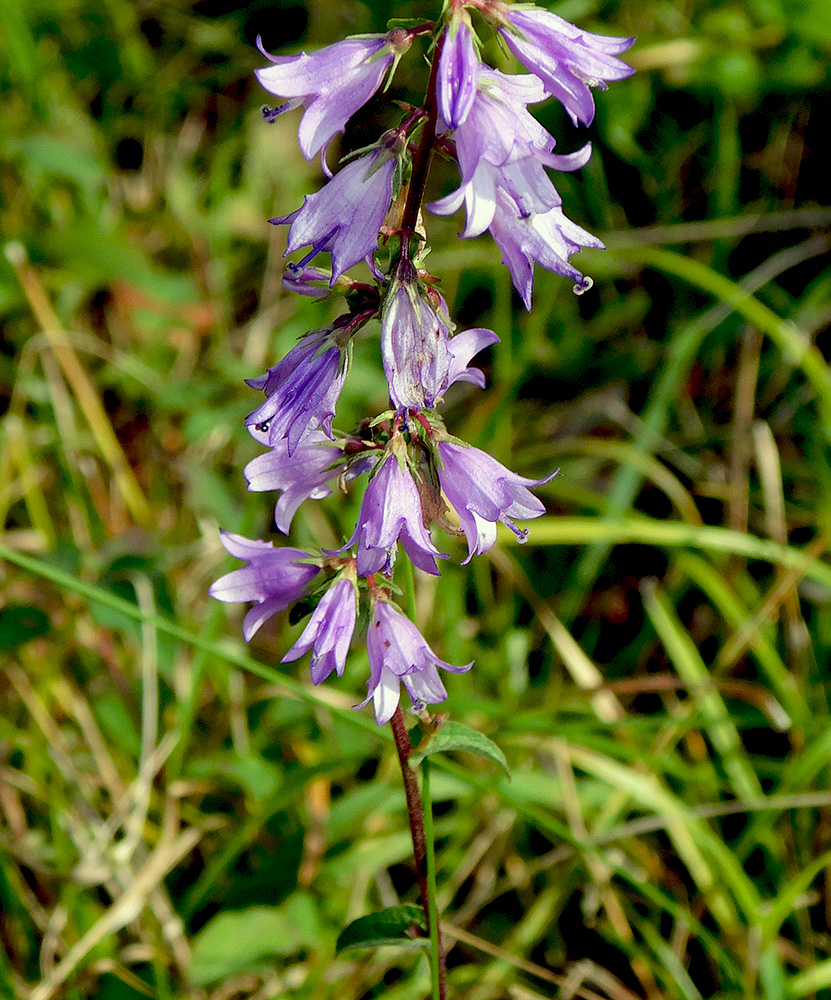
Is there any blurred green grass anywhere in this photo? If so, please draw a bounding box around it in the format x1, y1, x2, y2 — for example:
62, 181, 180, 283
2, 0, 831, 998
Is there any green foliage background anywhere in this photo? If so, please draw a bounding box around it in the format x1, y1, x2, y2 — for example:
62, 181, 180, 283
2, 0, 831, 997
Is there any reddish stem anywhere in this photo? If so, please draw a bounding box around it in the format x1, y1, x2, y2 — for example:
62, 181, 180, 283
399, 31, 446, 270
389, 706, 447, 999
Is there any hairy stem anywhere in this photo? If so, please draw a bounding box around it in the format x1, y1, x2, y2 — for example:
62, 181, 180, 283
422, 758, 442, 1000
389, 706, 447, 999
399, 30, 445, 268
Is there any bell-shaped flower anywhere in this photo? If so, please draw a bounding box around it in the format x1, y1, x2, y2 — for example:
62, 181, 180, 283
244, 429, 345, 534
344, 449, 445, 577
489, 192, 603, 309
244, 328, 349, 456
437, 14, 480, 129
209, 532, 319, 641
498, 6, 634, 126
447, 328, 499, 389
256, 32, 407, 160
282, 578, 357, 685
437, 440, 554, 561
381, 278, 452, 413
439, 70, 568, 183
429, 68, 597, 306
432, 158, 598, 308
359, 600, 472, 725
272, 147, 397, 284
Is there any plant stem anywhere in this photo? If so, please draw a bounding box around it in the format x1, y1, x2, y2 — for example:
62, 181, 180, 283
399, 30, 445, 268
422, 757, 442, 1000
389, 706, 447, 999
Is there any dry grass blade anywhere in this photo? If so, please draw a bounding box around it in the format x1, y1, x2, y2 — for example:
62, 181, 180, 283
4, 243, 152, 528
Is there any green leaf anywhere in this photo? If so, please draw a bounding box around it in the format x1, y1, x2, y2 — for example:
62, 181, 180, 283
0, 605, 49, 649
335, 904, 427, 952
190, 900, 320, 986
409, 721, 509, 776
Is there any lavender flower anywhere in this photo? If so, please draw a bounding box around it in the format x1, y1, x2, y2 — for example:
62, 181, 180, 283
437, 440, 553, 560
256, 33, 405, 160
432, 160, 599, 307
244, 328, 348, 456
438, 69, 574, 186
429, 68, 597, 305
381, 279, 452, 412
209, 532, 319, 641
489, 194, 603, 308
436, 14, 479, 129
244, 429, 344, 534
345, 450, 445, 577
498, 6, 635, 126
272, 148, 397, 284
359, 600, 472, 725
283, 578, 357, 684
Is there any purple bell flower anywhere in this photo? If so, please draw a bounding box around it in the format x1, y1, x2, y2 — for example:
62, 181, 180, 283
345, 450, 445, 577
381, 279, 452, 413
209, 532, 319, 641
431, 154, 567, 238
437, 15, 480, 130
244, 429, 344, 534
437, 440, 554, 560
272, 149, 396, 284
489, 192, 604, 309
438, 69, 574, 185
432, 161, 599, 308
359, 600, 472, 725
244, 328, 348, 456
282, 578, 357, 684
498, 6, 635, 127
429, 68, 597, 305
256, 34, 402, 160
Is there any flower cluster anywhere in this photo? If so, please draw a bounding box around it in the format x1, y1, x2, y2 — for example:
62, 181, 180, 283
211, 4, 633, 724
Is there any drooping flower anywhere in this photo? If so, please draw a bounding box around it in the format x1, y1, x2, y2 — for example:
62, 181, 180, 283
437, 440, 554, 560
256, 32, 409, 160
381, 277, 452, 413
244, 328, 349, 456
360, 599, 472, 725
436, 13, 480, 130
428, 68, 597, 305
283, 577, 357, 684
488, 193, 603, 308
497, 6, 635, 127
438, 69, 574, 186
244, 429, 345, 534
344, 449, 445, 577
209, 532, 319, 641
271, 148, 397, 284
432, 161, 599, 307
